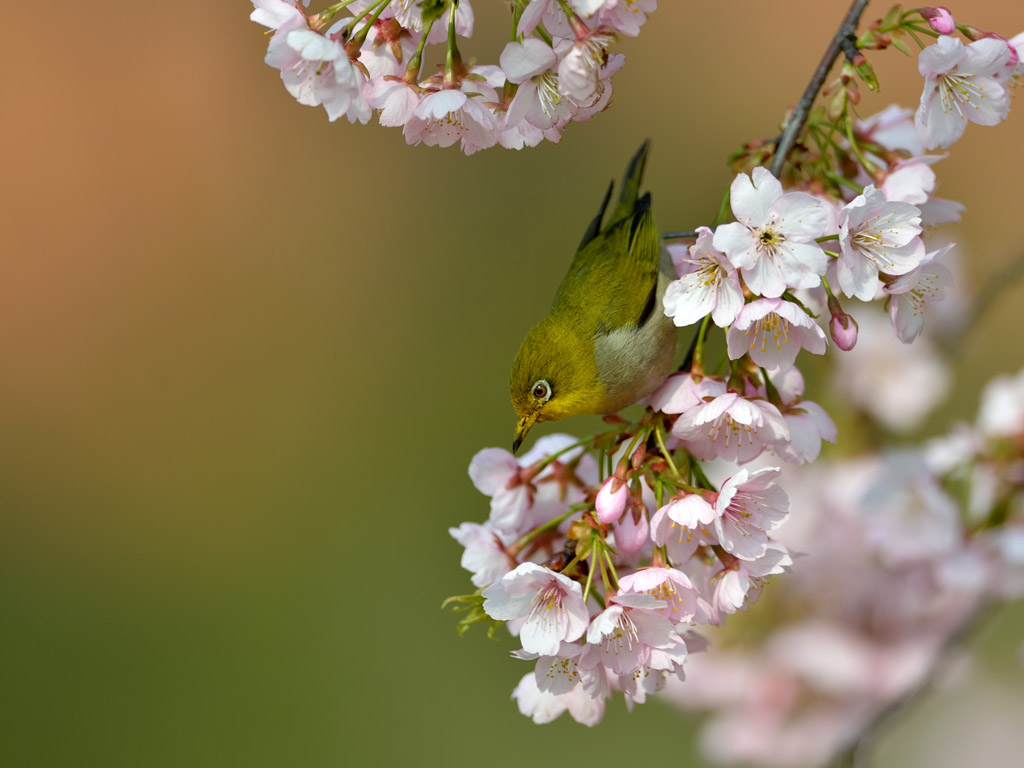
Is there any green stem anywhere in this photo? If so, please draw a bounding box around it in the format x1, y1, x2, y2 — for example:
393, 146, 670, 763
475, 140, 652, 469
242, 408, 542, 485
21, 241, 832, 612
347, 0, 392, 49
444, 0, 462, 88
692, 314, 712, 374
711, 188, 732, 227
404, 15, 437, 82
654, 424, 682, 481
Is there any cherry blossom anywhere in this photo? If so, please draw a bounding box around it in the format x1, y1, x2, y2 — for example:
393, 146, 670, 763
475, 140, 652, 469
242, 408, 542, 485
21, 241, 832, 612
712, 469, 790, 561
836, 185, 925, 301
663, 227, 744, 328
769, 367, 838, 465
915, 35, 1013, 149
512, 671, 605, 726
265, 28, 367, 122
404, 80, 499, 153
619, 567, 702, 624
713, 168, 830, 298
670, 379, 791, 464
482, 563, 590, 655
884, 244, 954, 343
558, 28, 617, 104
448, 521, 515, 587
726, 298, 827, 370
501, 39, 576, 131
580, 593, 682, 675
710, 543, 793, 616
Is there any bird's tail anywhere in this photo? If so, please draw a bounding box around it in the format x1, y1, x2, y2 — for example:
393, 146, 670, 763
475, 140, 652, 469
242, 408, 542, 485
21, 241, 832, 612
577, 140, 651, 250
608, 140, 650, 227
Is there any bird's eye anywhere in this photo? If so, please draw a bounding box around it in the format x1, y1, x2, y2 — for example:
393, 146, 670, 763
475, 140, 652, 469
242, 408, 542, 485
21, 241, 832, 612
531, 380, 552, 403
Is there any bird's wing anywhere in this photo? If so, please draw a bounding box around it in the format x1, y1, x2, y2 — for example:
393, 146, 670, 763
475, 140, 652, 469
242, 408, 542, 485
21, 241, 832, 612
552, 194, 661, 334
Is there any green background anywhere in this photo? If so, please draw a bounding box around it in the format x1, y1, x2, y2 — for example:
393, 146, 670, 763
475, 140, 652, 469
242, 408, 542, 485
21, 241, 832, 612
2, 1, 1023, 765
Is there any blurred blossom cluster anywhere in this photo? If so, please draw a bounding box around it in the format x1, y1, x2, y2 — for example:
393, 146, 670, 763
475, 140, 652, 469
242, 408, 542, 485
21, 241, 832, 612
249, 0, 654, 153
445, 3, 1024, 736
666, 367, 1024, 767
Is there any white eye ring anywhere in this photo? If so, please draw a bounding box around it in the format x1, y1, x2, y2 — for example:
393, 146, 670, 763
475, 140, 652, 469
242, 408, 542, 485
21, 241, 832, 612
531, 379, 552, 404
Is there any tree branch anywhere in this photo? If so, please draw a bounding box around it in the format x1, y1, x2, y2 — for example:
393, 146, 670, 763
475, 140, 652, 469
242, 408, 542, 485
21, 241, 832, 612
769, 0, 871, 178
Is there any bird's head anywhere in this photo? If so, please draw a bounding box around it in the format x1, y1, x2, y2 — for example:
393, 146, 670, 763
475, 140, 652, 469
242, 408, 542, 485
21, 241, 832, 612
509, 321, 605, 454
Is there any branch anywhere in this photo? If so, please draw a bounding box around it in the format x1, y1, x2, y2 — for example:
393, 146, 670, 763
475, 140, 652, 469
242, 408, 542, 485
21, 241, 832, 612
829, 603, 995, 768
769, 0, 871, 178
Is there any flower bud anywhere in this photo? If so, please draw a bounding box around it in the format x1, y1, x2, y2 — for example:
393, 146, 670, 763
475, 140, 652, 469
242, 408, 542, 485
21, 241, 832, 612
830, 311, 859, 351
920, 7, 956, 36
595, 476, 629, 523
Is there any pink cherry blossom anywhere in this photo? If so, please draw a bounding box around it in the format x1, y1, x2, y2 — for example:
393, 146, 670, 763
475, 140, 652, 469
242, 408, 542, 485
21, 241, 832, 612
650, 494, 716, 564
768, 367, 838, 465
836, 185, 925, 300
713, 468, 790, 561
358, 20, 420, 79
501, 39, 576, 130
365, 77, 422, 127
619, 567, 701, 624
651, 372, 703, 415
914, 35, 1013, 149
581, 593, 682, 675
671, 379, 791, 463
596, 0, 657, 37
404, 81, 498, 154
482, 563, 590, 656
713, 168, 831, 298
558, 27, 617, 104
727, 298, 827, 370
512, 671, 605, 726
265, 28, 366, 122
468, 447, 534, 535
394, 0, 474, 45
710, 543, 792, 616
249, 0, 307, 30
884, 244, 954, 343
448, 521, 515, 587
663, 227, 744, 328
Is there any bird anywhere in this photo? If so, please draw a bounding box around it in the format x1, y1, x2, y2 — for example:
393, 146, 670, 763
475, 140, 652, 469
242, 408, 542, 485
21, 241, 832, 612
509, 141, 678, 453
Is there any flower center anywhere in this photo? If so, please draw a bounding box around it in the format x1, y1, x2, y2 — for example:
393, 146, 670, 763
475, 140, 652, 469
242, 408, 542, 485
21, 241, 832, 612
938, 72, 986, 118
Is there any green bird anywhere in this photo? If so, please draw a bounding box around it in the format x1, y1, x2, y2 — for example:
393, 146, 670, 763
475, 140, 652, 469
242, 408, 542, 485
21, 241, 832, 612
510, 141, 678, 453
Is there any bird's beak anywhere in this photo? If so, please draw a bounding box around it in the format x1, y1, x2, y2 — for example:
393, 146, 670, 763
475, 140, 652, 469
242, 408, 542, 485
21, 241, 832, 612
512, 413, 539, 455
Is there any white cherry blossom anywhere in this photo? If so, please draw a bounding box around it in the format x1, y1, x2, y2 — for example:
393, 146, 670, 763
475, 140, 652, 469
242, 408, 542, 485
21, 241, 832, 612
914, 35, 1013, 149
663, 227, 744, 328
837, 185, 925, 301
713, 168, 830, 298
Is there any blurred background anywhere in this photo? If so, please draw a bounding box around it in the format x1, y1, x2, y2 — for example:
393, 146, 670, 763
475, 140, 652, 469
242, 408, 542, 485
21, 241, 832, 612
2, 1, 1023, 765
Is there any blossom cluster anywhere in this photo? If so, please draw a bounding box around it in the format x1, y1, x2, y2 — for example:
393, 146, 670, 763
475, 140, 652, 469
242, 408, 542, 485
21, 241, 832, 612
445, 5, 1022, 730
665, 366, 1024, 768
250, 0, 655, 153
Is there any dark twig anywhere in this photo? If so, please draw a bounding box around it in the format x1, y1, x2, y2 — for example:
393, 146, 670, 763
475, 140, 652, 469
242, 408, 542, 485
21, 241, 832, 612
661, 231, 699, 240
769, 0, 871, 178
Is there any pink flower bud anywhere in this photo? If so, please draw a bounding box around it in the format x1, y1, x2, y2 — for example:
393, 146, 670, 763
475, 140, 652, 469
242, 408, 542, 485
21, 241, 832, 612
830, 312, 859, 351
921, 7, 956, 36
613, 508, 650, 556
595, 477, 628, 523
